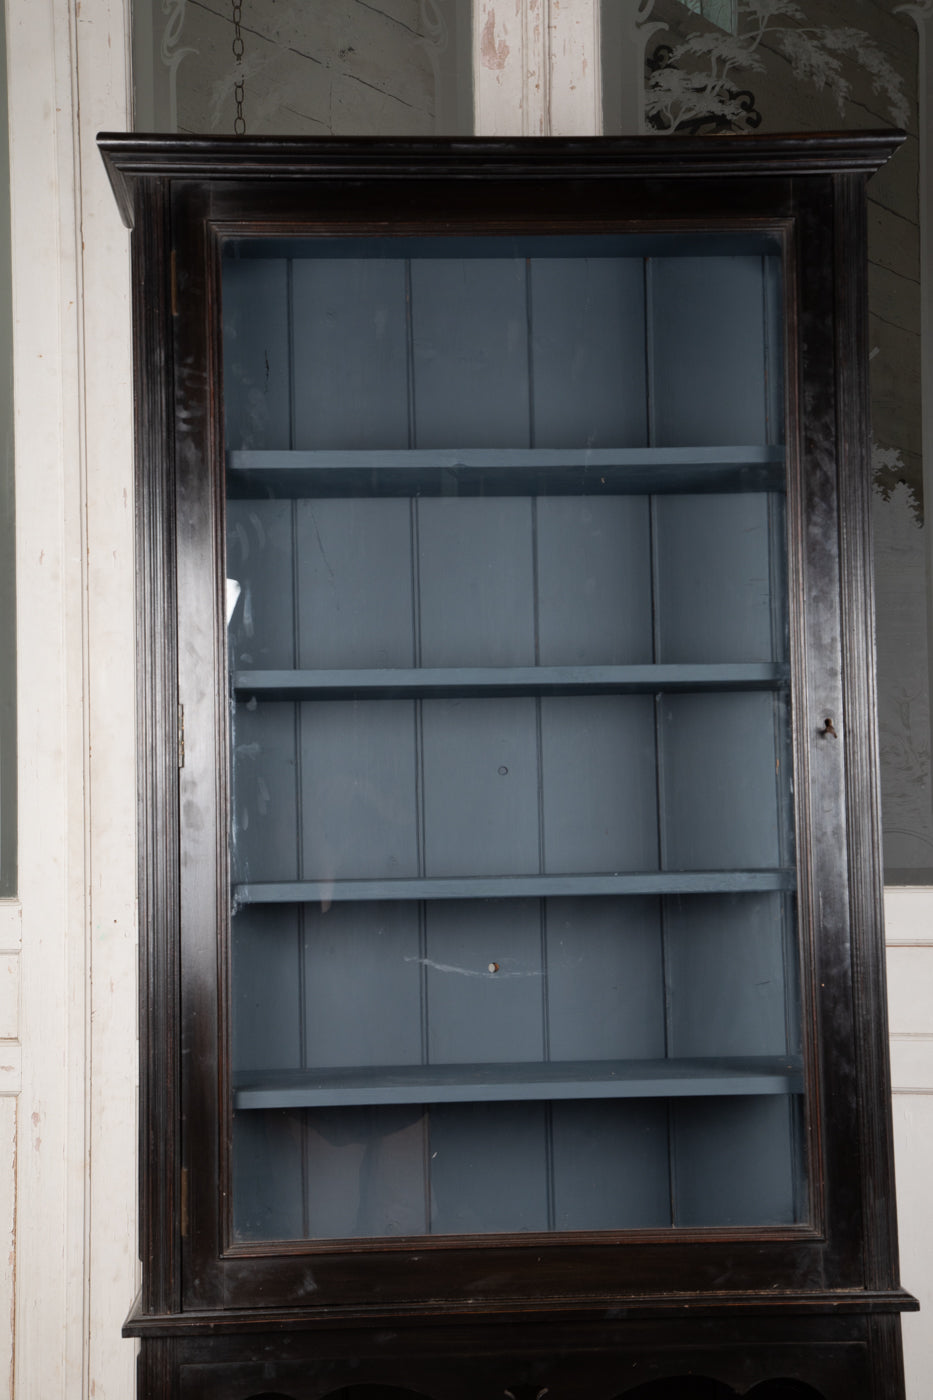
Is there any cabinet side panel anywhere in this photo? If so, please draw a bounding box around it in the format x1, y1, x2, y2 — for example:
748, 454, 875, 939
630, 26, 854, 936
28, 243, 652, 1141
653, 493, 779, 665
833, 172, 902, 1290
672, 1095, 798, 1226
660, 691, 784, 870
135, 175, 182, 1315
664, 892, 792, 1058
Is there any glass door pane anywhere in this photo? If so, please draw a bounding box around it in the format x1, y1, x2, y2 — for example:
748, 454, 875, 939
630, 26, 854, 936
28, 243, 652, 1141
222, 233, 806, 1241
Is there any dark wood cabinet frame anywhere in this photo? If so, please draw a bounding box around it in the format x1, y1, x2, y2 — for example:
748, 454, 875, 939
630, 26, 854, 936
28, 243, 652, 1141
100, 131, 917, 1400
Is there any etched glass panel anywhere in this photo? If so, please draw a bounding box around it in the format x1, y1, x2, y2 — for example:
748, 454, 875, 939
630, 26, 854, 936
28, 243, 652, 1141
132, 0, 472, 136
679, 0, 736, 32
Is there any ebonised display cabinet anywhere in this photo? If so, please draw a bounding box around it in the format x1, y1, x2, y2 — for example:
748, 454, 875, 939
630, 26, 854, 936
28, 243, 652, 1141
99, 131, 918, 1400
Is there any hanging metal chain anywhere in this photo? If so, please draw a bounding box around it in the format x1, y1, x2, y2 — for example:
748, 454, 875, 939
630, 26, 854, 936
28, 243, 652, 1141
232, 0, 246, 136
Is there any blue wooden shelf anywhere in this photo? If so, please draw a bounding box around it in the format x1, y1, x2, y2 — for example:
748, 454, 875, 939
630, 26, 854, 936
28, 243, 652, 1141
226, 445, 785, 498
233, 870, 797, 905
233, 1056, 805, 1110
232, 662, 790, 701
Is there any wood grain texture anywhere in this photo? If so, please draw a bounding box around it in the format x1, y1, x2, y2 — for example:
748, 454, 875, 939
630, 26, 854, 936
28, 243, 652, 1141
834, 172, 904, 1293
131, 175, 182, 1318
98, 132, 906, 229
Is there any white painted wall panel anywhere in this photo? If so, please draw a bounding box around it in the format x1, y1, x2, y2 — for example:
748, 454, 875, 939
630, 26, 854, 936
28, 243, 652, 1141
0, 1099, 15, 1400
886, 888, 933, 1397
887, 947, 933, 1030
473, 0, 601, 135
0, 956, 19, 1043
894, 1095, 933, 1398
5, 0, 137, 1396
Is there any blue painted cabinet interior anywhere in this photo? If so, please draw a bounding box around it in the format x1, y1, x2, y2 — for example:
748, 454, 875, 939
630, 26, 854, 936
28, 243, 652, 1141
222, 235, 803, 1241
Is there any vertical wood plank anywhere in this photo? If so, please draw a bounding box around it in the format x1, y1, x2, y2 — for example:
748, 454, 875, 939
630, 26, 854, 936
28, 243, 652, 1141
768, 494, 790, 672
421, 698, 540, 877
304, 1106, 426, 1239
295, 498, 415, 669
551, 1101, 671, 1230
231, 701, 299, 884
226, 499, 295, 671
653, 494, 775, 664
232, 1109, 305, 1241
763, 254, 785, 446
0, 1098, 15, 1389
300, 700, 419, 881
418, 498, 535, 666
546, 1, 604, 137
291, 257, 410, 450
536, 497, 653, 666
672, 1097, 797, 1227
222, 257, 291, 450
425, 899, 544, 1064
303, 902, 423, 1068
650, 255, 769, 446
231, 912, 306, 1240
411, 258, 530, 447
664, 893, 792, 1058
546, 897, 665, 1059
231, 906, 303, 1073
472, 0, 547, 137
530, 256, 647, 447
660, 692, 782, 871
429, 1103, 549, 1234
541, 696, 659, 874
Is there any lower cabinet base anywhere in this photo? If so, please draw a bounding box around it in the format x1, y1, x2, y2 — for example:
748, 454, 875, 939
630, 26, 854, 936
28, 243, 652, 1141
136, 1312, 907, 1400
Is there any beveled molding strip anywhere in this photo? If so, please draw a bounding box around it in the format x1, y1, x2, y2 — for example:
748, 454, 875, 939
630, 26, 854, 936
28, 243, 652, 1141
97, 131, 906, 229
123, 1286, 920, 1337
